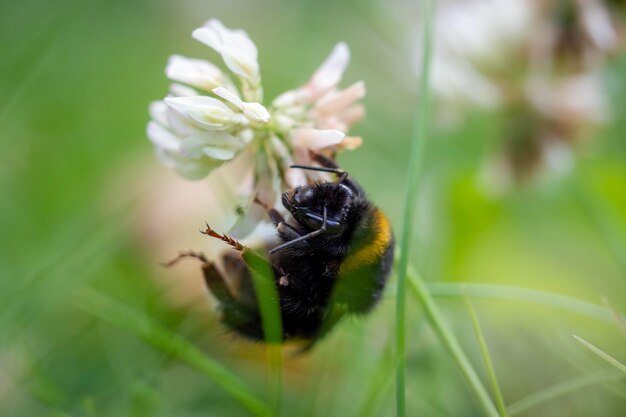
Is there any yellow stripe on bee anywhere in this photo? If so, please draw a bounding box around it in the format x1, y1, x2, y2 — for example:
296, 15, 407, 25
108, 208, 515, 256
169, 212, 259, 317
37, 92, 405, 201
339, 209, 392, 275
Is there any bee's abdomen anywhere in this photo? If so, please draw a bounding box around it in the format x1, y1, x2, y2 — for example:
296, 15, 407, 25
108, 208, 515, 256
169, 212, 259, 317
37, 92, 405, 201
340, 208, 393, 274
336, 208, 395, 313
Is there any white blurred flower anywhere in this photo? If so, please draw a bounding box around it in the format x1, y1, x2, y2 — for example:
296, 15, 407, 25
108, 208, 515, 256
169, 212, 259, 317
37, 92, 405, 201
147, 19, 365, 236
414, 0, 536, 110
578, 0, 620, 54
411, 0, 621, 111
525, 71, 609, 125
402, 0, 622, 187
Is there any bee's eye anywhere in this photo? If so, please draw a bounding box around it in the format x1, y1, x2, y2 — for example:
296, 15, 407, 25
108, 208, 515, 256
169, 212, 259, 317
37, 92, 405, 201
294, 188, 315, 205
303, 215, 322, 229
302, 212, 341, 232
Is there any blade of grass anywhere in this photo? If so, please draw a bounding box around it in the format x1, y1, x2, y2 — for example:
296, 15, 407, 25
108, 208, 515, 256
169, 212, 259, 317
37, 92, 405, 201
427, 283, 624, 323
601, 297, 626, 336
407, 267, 499, 417
394, 0, 433, 415
573, 335, 626, 374
464, 292, 509, 417
507, 369, 625, 416
75, 288, 274, 417
553, 332, 626, 402
242, 248, 283, 413
392, 2, 500, 410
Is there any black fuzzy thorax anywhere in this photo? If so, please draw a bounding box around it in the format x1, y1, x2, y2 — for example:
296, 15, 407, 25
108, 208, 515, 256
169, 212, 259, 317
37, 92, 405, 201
269, 195, 375, 340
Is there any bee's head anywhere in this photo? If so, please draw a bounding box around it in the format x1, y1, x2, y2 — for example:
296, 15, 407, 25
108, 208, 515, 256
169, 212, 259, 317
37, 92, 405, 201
281, 182, 355, 234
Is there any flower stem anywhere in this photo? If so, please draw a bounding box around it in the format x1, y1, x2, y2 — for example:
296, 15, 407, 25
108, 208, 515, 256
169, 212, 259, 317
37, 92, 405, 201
394, 0, 433, 415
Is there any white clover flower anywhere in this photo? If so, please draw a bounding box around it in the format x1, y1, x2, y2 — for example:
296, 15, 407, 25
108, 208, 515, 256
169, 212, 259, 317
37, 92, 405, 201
400, 0, 622, 187
192, 19, 261, 99
165, 55, 232, 92
147, 19, 365, 237
408, 0, 621, 117
412, 0, 536, 111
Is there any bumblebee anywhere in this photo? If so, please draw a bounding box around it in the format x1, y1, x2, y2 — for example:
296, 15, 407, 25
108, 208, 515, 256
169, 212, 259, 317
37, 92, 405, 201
167, 155, 394, 348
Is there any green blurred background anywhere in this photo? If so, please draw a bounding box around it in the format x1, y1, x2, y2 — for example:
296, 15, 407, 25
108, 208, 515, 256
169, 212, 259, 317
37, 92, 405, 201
1, 0, 625, 416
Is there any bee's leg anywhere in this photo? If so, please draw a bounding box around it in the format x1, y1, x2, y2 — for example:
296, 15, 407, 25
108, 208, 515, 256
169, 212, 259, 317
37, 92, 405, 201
221, 252, 258, 308
164, 248, 265, 339
209, 254, 266, 340
163, 250, 236, 304
162, 250, 208, 267
202, 261, 264, 339
269, 206, 328, 254
276, 222, 301, 241
253, 196, 287, 226
253, 197, 303, 243
200, 261, 238, 304
200, 223, 245, 251
193, 252, 257, 310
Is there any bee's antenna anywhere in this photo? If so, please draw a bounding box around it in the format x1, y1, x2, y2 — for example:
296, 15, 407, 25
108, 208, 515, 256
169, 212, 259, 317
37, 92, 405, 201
290, 165, 348, 182
290, 165, 340, 174
307, 150, 340, 169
